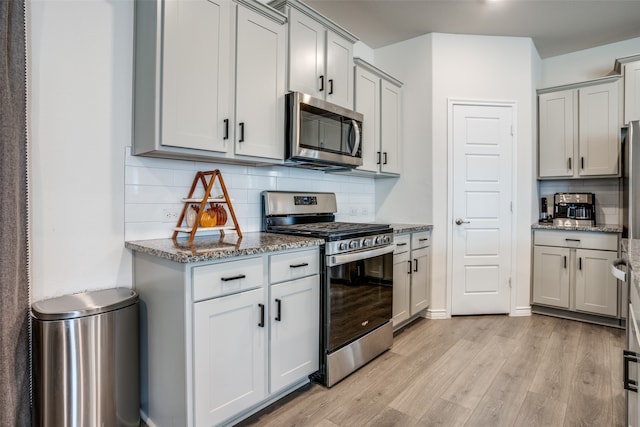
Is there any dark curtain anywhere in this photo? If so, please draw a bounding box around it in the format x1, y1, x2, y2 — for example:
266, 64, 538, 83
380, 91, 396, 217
0, 0, 31, 425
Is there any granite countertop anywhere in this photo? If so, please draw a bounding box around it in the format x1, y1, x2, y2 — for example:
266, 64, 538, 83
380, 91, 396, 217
389, 223, 433, 234
125, 232, 324, 263
531, 223, 623, 233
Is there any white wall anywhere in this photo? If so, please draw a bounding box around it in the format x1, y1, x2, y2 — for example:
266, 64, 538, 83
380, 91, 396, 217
540, 37, 640, 88
29, 1, 375, 301
374, 33, 538, 317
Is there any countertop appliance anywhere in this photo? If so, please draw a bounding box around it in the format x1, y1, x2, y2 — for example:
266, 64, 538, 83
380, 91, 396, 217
262, 191, 393, 387
553, 192, 596, 227
284, 92, 363, 171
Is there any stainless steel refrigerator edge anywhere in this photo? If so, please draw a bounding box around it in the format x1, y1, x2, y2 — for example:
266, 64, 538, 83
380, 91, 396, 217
620, 120, 640, 427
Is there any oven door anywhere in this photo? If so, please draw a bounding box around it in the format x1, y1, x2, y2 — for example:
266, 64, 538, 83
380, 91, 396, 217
325, 245, 394, 352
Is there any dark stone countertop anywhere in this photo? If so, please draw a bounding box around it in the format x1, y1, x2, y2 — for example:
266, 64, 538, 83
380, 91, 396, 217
125, 232, 324, 263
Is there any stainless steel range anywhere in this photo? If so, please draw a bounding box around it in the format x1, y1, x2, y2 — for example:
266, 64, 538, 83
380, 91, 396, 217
262, 191, 394, 387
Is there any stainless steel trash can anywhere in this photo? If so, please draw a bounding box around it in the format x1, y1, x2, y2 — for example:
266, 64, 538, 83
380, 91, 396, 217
31, 287, 140, 427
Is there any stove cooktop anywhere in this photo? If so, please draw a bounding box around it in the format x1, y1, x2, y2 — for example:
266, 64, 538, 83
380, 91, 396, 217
268, 221, 391, 240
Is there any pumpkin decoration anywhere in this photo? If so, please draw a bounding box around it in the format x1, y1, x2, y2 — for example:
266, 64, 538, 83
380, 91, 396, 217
199, 208, 218, 227
214, 204, 228, 226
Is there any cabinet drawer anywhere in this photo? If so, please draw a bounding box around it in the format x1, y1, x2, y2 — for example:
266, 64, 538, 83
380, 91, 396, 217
394, 234, 410, 254
270, 248, 319, 284
533, 230, 618, 251
192, 257, 264, 301
412, 231, 431, 250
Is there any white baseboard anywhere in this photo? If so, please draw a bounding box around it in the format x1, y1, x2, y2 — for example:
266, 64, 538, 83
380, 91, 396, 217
426, 308, 448, 319
510, 306, 532, 317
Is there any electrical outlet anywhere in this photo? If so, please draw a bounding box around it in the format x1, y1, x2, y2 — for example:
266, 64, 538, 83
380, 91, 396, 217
162, 208, 179, 221
360, 207, 369, 216
349, 207, 358, 216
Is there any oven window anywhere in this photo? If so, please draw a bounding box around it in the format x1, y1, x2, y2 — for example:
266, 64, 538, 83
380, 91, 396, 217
327, 251, 393, 352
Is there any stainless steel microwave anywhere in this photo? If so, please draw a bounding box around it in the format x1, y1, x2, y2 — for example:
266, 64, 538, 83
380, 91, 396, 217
285, 92, 363, 170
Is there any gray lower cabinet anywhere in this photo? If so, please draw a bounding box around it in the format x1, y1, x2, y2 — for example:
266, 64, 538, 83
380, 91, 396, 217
532, 229, 619, 319
392, 230, 431, 330
133, 246, 319, 427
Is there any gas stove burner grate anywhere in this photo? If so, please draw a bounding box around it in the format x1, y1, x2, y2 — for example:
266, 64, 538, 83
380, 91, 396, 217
270, 221, 390, 237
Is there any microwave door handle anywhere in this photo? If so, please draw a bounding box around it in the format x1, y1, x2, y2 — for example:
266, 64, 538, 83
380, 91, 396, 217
350, 119, 361, 156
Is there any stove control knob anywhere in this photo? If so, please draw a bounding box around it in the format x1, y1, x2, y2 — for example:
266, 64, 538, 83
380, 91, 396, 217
374, 236, 383, 245
349, 240, 359, 249
363, 238, 372, 247
382, 236, 391, 244
339, 242, 348, 251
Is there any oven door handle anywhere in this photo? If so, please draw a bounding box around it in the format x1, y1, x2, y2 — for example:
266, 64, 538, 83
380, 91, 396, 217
327, 245, 395, 267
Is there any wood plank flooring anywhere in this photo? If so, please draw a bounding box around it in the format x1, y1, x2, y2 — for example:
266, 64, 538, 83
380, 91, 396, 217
238, 314, 625, 427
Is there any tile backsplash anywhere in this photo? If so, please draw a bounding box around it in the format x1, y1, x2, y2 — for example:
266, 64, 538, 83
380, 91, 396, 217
124, 147, 376, 241
538, 178, 621, 225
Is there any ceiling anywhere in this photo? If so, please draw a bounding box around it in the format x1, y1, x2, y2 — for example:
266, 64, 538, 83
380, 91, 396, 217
303, 0, 640, 59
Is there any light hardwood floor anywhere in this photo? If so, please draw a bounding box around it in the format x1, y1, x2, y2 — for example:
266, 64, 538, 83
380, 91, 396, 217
239, 314, 625, 427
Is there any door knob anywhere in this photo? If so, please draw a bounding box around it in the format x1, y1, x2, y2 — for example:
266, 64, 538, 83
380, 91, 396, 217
455, 218, 470, 225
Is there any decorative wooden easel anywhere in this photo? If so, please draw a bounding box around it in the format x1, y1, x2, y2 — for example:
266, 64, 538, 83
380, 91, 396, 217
172, 170, 242, 243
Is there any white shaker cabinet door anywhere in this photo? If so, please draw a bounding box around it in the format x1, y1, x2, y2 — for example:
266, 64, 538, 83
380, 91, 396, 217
234, 5, 286, 160
325, 30, 354, 109
538, 90, 576, 178
410, 246, 430, 316
287, 8, 325, 99
392, 251, 411, 327
578, 81, 620, 176
575, 249, 618, 317
269, 275, 319, 394
625, 60, 640, 124
532, 245, 571, 308
380, 79, 402, 174
193, 288, 266, 427
162, 0, 233, 153
354, 66, 380, 173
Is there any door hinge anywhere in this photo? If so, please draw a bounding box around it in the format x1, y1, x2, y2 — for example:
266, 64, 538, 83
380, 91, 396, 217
510, 125, 514, 136
508, 277, 512, 288
510, 201, 513, 212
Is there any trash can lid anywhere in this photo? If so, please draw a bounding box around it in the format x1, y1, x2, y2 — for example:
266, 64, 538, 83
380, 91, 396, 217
31, 287, 138, 320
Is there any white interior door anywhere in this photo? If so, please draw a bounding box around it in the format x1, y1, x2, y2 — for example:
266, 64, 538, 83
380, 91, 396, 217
451, 103, 513, 315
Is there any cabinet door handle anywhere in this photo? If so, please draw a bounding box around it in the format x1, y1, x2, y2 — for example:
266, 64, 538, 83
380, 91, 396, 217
328, 79, 334, 95
223, 119, 229, 140
383, 152, 388, 165
239, 122, 245, 142
275, 298, 282, 322
564, 256, 567, 269
568, 157, 572, 170
414, 259, 418, 272
407, 260, 412, 274
258, 303, 265, 328
624, 350, 639, 392
581, 157, 584, 169
319, 75, 324, 92
221, 274, 246, 282
377, 151, 381, 165
289, 262, 309, 268
578, 257, 582, 270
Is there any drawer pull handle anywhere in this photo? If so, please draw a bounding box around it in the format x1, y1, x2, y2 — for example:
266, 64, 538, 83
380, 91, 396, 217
289, 263, 309, 268
275, 298, 282, 322
419, 238, 429, 242
565, 238, 581, 242
258, 303, 265, 328
396, 243, 407, 247
221, 274, 246, 282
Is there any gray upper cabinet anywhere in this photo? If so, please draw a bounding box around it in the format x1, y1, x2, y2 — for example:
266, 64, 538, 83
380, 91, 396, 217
617, 55, 640, 124
132, 0, 286, 163
538, 78, 621, 179
270, 0, 358, 110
